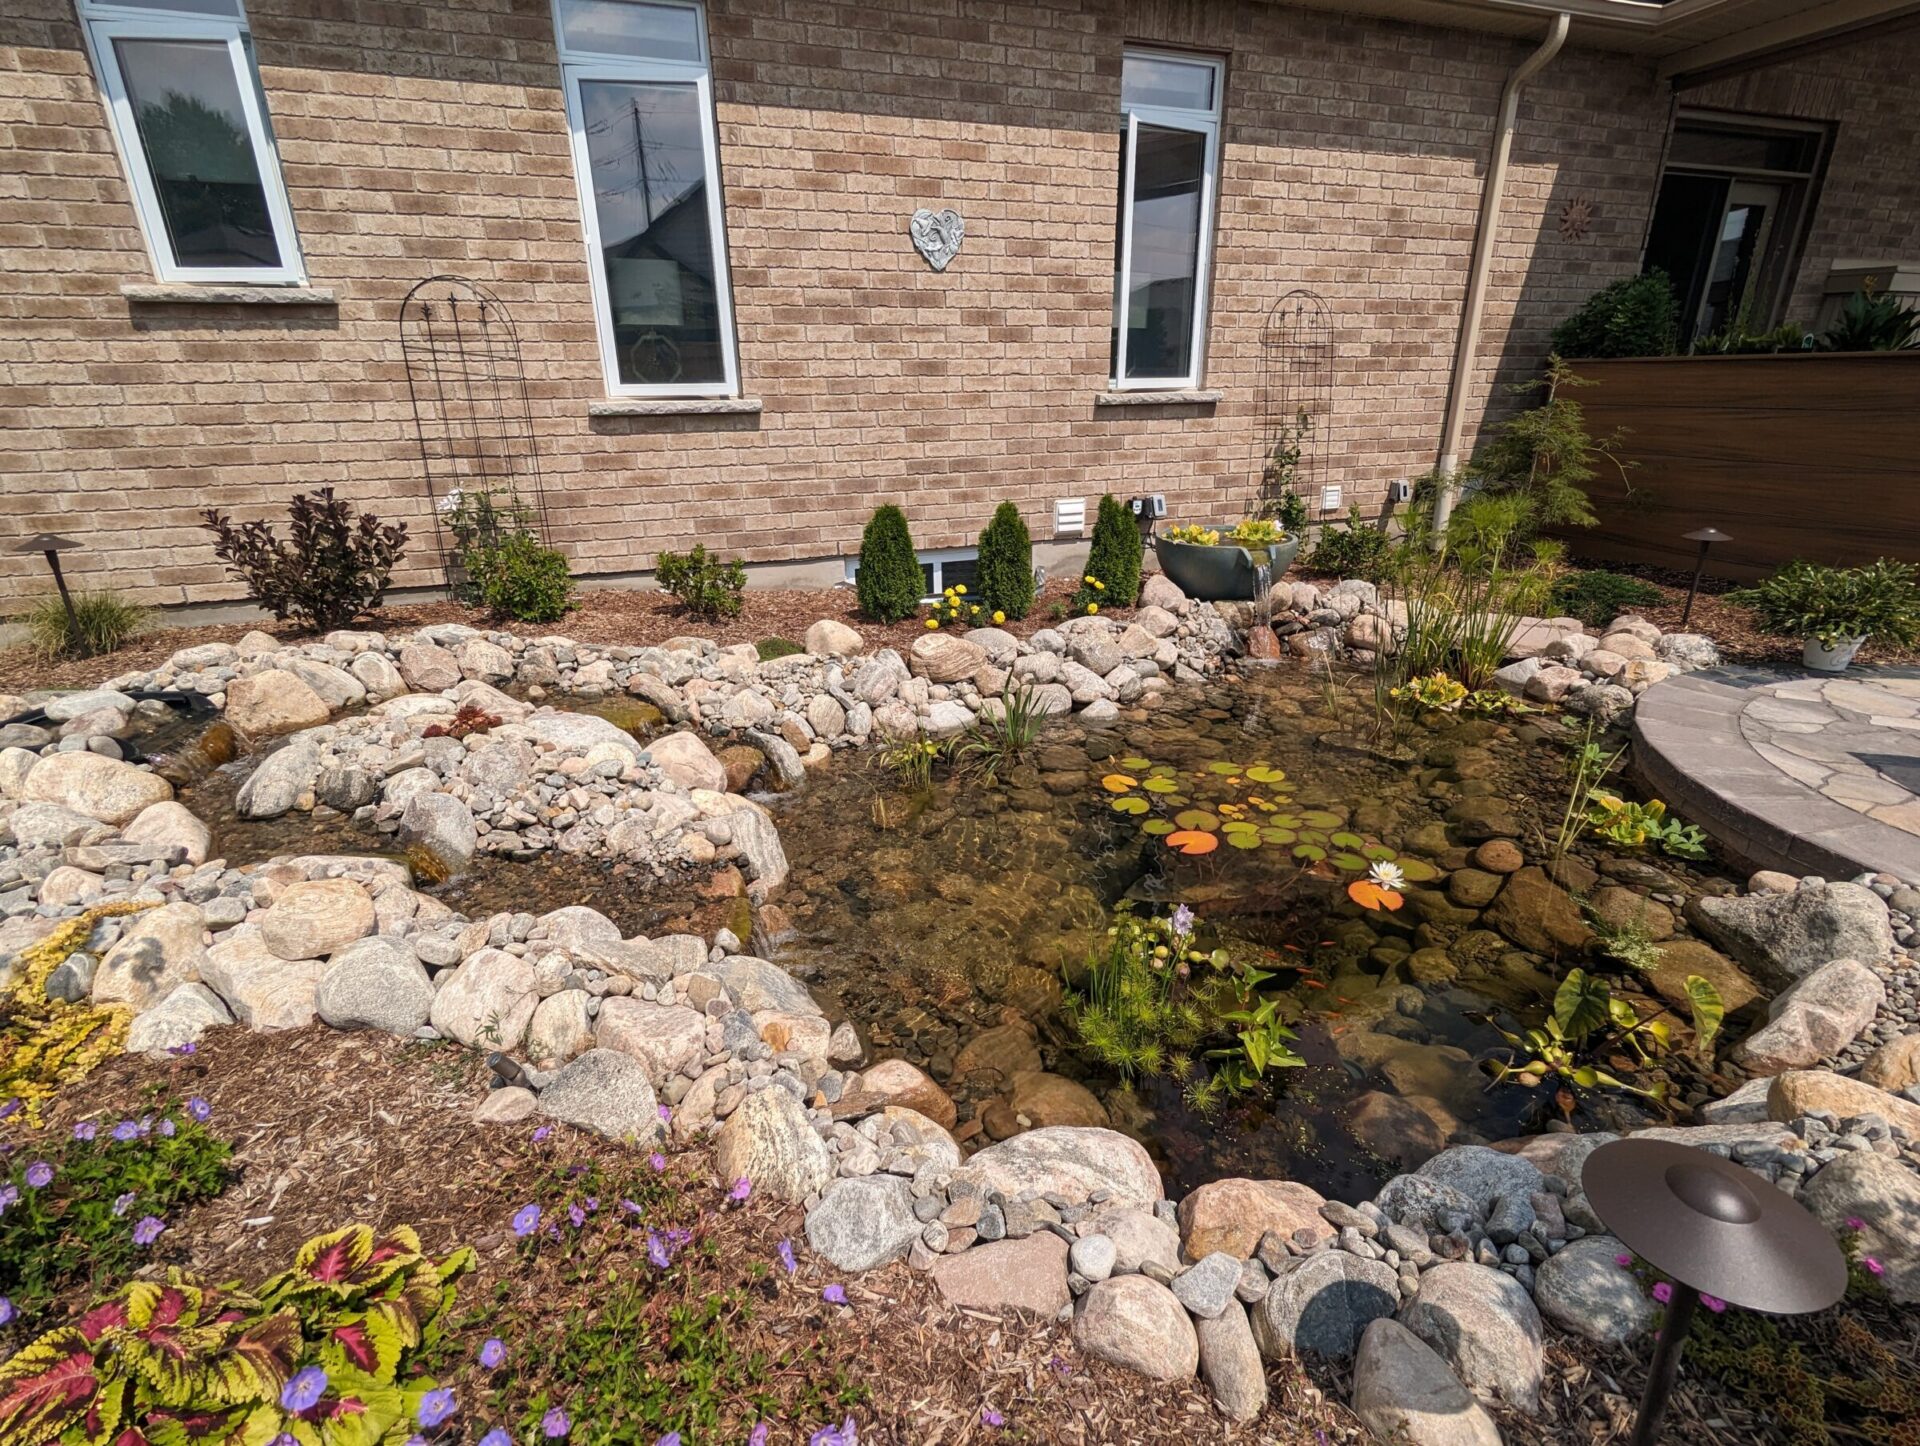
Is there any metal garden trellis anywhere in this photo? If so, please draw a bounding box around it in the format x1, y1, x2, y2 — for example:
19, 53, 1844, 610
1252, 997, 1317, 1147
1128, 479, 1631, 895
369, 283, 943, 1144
1255, 289, 1334, 525
399, 276, 550, 593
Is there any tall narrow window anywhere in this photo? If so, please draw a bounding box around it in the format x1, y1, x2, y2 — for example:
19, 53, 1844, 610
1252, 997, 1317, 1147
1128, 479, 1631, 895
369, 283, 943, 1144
1111, 49, 1223, 390
555, 0, 739, 397
79, 0, 303, 284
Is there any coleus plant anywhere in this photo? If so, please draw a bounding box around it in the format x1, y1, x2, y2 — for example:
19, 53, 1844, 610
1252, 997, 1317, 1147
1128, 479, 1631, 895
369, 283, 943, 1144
0, 1225, 473, 1446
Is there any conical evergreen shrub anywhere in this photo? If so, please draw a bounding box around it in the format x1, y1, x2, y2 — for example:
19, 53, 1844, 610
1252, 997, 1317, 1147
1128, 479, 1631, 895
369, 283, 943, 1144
855, 504, 924, 623
1082, 494, 1142, 606
976, 502, 1035, 621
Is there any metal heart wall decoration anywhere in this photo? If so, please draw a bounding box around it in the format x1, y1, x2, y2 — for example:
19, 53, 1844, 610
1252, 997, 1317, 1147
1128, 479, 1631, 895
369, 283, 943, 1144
910, 207, 964, 272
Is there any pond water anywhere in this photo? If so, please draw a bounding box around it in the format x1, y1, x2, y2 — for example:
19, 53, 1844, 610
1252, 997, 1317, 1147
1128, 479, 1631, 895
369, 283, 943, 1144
128, 664, 1731, 1205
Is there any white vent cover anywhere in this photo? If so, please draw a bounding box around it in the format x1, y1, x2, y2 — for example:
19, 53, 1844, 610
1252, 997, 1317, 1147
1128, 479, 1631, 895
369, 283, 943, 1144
1055, 497, 1086, 536
1320, 484, 1343, 513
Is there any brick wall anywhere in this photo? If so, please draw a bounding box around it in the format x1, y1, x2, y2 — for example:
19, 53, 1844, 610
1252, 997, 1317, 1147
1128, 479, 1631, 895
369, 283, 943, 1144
0, 0, 1898, 617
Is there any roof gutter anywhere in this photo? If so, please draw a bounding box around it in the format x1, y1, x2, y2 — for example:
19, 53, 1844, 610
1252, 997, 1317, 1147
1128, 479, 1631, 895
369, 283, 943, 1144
1430, 11, 1570, 543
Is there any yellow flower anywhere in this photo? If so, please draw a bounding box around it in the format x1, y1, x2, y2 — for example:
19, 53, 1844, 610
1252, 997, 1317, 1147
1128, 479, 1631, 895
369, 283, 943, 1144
954, 584, 967, 595
1083, 574, 1097, 585
1093, 579, 1105, 591
926, 618, 939, 629
1087, 603, 1100, 615
992, 610, 1005, 624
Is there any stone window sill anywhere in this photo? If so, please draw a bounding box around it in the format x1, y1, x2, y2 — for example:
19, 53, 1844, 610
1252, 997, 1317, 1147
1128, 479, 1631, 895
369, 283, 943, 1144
1093, 388, 1222, 407
588, 396, 764, 417
120, 283, 337, 305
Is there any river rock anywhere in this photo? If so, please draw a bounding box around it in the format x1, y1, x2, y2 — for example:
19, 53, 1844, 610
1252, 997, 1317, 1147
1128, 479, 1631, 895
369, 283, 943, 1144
1353, 1319, 1502, 1446
1482, 866, 1589, 956
930, 1231, 1071, 1316
909, 632, 987, 684
728, 809, 790, 896
22, 751, 172, 826
805, 619, 864, 657
1646, 938, 1763, 1015
9, 802, 109, 850
954, 1126, 1161, 1210
199, 928, 327, 1029
259, 879, 375, 960
1003, 1069, 1107, 1129
1254, 1249, 1399, 1361
1766, 1069, 1920, 1138
281, 658, 366, 711
1083, 1205, 1182, 1275
805, 1175, 921, 1271
224, 669, 331, 736
705, 956, 817, 1015
834, 1058, 956, 1129
1196, 1302, 1267, 1422
1531, 1234, 1656, 1343
121, 801, 211, 866
1171, 1251, 1244, 1320
429, 947, 538, 1052
1415, 1145, 1543, 1215
316, 935, 434, 1035
536, 1048, 662, 1144
349, 651, 407, 701
236, 740, 320, 819
647, 730, 727, 791
714, 1085, 834, 1201
593, 998, 706, 1083
399, 792, 478, 874
952, 1021, 1044, 1086
93, 902, 209, 1009
526, 990, 595, 1064
1397, 1262, 1544, 1412
124, 982, 232, 1054
1733, 958, 1885, 1074
1074, 1274, 1199, 1381
1800, 1152, 1920, 1303
1859, 1033, 1920, 1093
397, 641, 462, 692
1689, 880, 1895, 988
1179, 1177, 1333, 1259
1348, 1090, 1450, 1169
533, 905, 622, 954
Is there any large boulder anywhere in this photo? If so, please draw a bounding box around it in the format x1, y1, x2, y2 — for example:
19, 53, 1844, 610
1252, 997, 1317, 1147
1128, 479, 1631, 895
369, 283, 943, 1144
124, 983, 232, 1055
429, 947, 538, 1052
1002, 1070, 1109, 1129
1414, 1146, 1544, 1215
595, 998, 709, 1083
804, 618, 863, 657
9, 802, 109, 850
525, 990, 594, 1064
199, 928, 326, 1029
705, 956, 819, 1015
1645, 938, 1763, 1016
1482, 867, 1589, 956
316, 936, 434, 1035
1178, 1177, 1333, 1260
280, 658, 366, 711
929, 1232, 1071, 1317
1767, 1069, 1920, 1138
1072, 1275, 1199, 1382
236, 740, 320, 819
536, 1048, 662, 1144
93, 903, 209, 1010
1531, 1234, 1657, 1344
259, 880, 375, 960
1800, 1151, 1920, 1303
397, 641, 462, 692
714, 1086, 834, 1201
1352, 1319, 1502, 1446
1689, 880, 1895, 988
804, 1175, 920, 1271
1254, 1249, 1399, 1361
121, 801, 211, 866
953, 1127, 1161, 1211
1396, 1262, 1544, 1412
646, 731, 728, 792
224, 669, 331, 737
1860, 1033, 1920, 1093
1733, 958, 1885, 1074
1196, 1303, 1267, 1423
398, 793, 477, 875
833, 1058, 956, 1129
21, 752, 172, 826
908, 631, 987, 684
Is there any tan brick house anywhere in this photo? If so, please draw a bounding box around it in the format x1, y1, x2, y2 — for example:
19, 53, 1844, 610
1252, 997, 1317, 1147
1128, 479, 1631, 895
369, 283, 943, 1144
2, 0, 1917, 617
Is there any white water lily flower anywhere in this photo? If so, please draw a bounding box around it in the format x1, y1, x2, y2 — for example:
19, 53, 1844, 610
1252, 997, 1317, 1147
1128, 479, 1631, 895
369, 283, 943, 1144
1367, 860, 1406, 891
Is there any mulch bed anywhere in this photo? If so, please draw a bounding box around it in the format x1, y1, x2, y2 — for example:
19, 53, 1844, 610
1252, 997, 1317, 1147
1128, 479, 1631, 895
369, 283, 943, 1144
0, 580, 1121, 697
27, 1027, 1347, 1445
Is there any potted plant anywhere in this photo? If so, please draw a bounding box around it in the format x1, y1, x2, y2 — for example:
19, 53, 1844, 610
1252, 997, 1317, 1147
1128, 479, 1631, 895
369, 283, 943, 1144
1152, 519, 1300, 601
1729, 559, 1920, 672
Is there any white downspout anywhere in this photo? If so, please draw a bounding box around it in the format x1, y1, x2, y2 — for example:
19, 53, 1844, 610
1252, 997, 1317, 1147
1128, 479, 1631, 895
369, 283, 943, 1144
1430, 12, 1571, 544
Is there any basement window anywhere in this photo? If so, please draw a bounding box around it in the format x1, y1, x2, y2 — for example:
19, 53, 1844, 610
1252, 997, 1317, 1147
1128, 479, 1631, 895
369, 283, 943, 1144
79, 0, 305, 285
843, 547, 979, 603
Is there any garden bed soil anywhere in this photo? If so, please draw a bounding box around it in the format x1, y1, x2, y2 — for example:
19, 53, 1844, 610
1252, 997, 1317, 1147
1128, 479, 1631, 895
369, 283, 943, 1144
0, 579, 1123, 696
28, 1026, 1345, 1446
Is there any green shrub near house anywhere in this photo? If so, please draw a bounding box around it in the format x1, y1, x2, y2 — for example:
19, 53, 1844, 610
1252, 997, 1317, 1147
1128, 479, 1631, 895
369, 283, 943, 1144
1552, 271, 1679, 359
856, 505, 923, 623
467, 532, 576, 623
976, 502, 1035, 621
1077, 494, 1142, 612
656, 544, 747, 620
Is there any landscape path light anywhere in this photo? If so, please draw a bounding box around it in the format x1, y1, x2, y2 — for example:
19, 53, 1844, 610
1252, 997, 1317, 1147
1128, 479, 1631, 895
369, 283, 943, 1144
1582, 1137, 1847, 1446
1679, 526, 1731, 628
12, 533, 83, 644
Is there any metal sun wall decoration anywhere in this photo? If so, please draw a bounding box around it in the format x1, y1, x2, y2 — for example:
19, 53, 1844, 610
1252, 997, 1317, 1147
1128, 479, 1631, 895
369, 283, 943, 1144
910, 207, 964, 271
1560, 196, 1595, 241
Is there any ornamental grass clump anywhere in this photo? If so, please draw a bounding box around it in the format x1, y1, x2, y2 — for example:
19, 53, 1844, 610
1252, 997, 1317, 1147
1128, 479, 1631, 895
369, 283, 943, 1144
854, 505, 923, 624
24, 590, 146, 661
0, 1098, 230, 1324
974, 501, 1035, 621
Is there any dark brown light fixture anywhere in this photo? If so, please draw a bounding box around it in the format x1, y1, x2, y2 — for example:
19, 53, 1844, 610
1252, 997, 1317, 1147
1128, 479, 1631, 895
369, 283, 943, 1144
12, 533, 83, 643
1583, 1139, 1846, 1446
1679, 527, 1730, 628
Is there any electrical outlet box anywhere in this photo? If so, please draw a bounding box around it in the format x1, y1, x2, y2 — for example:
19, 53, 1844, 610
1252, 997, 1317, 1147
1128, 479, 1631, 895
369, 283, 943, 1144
1389, 478, 1414, 504
1130, 494, 1167, 520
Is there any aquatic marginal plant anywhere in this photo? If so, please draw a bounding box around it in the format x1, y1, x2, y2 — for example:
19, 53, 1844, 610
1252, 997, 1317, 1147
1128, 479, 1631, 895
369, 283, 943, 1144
1586, 792, 1710, 860
1487, 968, 1725, 1099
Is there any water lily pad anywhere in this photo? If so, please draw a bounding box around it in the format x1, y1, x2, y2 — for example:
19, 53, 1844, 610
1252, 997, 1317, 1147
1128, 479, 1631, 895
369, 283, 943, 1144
1142, 777, 1178, 794
1227, 833, 1263, 850
1300, 810, 1342, 829
1292, 844, 1327, 862
1174, 809, 1219, 831
1246, 765, 1286, 784
1149, 764, 1177, 777
1102, 774, 1138, 793
1362, 843, 1398, 861
1330, 831, 1364, 850
1166, 829, 1218, 856
1332, 853, 1369, 871
1261, 827, 1297, 844
1267, 814, 1301, 830
1221, 821, 1261, 837
1110, 796, 1149, 815
1205, 761, 1241, 775
1120, 756, 1153, 771
1140, 819, 1176, 836
1297, 829, 1328, 847
1397, 858, 1441, 882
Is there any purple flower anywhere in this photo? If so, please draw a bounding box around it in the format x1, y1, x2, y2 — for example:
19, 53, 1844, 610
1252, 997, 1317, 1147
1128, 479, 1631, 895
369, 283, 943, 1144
1702, 1294, 1727, 1313
0, 1099, 19, 1120
0, 1186, 17, 1214
648, 1153, 667, 1173
512, 1204, 541, 1237
0, 1298, 13, 1327
1171, 904, 1195, 938
728, 1177, 752, 1202
479, 1338, 506, 1369
656, 1434, 681, 1446
1614, 1253, 1633, 1268
479, 1432, 512, 1446
749, 1426, 770, 1446
416, 1388, 456, 1428
23, 1162, 52, 1189
822, 1284, 847, 1305
1866, 1257, 1885, 1276
647, 1231, 671, 1270
807, 1418, 858, 1446
568, 1204, 585, 1228
133, 1215, 165, 1246
72, 1122, 97, 1142
621, 1199, 642, 1215
1847, 1216, 1867, 1231
584, 1197, 598, 1212
157, 1119, 176, 1138
658, 1104, 672, 1123
541, 1407, 570, 1438
1048, 1355, 1071, 1379
981, 1407, 1005, 1428
532, 1126, 552, 1143
168, 1042, 197, 1056
187, 1097, 211, 1123
281, 1366, 329, 1413
112, 1191, 135, 1217
778, 1239, 797, 1275
111, 1120, 140, 1143
1652, 1281, 1673, 1304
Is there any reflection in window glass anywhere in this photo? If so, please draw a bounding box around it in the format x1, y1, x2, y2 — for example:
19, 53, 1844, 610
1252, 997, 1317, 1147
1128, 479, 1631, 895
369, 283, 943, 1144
581, 78, 724, 387
558, 0, 702, 63
1121, 53, 1215, 112
1120, 125, 1205, 382
114, 36, 279, 270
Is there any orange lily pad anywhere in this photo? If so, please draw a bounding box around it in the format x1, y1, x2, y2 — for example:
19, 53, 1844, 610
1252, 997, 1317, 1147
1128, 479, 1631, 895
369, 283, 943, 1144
1165, 829, 1219, 855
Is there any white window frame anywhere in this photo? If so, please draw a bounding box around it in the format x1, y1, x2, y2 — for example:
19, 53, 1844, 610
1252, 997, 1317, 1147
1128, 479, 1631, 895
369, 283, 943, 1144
1111, 48, 1223, 392
553, 0, 741, 399
843, 546, 977, 603
78, 0, 305, 285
